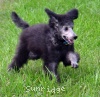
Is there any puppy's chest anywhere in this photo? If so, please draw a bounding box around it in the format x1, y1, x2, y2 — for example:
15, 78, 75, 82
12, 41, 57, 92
48, 45, 67, 57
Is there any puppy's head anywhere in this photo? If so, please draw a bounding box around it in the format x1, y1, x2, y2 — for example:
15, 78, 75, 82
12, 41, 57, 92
45, 8, 78, 45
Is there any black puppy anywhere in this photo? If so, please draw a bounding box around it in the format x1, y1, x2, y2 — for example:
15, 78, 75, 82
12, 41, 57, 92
8, 8, 80, 82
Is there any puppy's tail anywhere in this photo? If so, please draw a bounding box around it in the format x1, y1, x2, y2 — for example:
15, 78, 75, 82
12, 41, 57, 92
11, 12, 29, 29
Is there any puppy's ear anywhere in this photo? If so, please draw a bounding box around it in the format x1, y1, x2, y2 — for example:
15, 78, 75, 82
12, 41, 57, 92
45, 8, 59, 28
66, 9, 78, 20
45, 8, 57, 18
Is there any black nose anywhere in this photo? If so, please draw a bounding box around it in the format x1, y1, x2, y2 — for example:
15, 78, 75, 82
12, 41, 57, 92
74, 36, 78, 39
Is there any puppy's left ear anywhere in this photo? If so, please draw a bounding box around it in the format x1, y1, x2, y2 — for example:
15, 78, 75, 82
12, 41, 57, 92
66, 9, 78, 20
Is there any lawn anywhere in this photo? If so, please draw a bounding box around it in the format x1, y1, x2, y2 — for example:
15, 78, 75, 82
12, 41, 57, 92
0, 0, 100, 97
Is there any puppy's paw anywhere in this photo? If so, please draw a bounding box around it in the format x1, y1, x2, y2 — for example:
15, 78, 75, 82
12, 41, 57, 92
71, 62, 78, 68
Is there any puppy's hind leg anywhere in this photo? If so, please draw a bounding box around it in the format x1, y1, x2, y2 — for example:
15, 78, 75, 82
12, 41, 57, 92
8, 41, 29, 71
67, 52, 80, 68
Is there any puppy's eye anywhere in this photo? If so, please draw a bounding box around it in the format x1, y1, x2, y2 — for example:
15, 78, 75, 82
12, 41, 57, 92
64, 27, 68, 31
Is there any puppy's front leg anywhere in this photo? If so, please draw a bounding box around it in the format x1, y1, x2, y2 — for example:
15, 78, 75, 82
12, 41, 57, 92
67, 52, 80, 68
43, 62, 60, 82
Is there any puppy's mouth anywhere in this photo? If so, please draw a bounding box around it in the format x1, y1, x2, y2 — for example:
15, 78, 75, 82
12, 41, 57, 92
63, 36, 74, 45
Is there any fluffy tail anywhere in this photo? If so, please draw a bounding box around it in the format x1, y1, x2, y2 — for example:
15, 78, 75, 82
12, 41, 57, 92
11, 12, 29, 29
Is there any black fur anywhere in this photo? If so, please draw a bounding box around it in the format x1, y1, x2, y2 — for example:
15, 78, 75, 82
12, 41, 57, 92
8, 8, 80, 82
11, 12, 29, 29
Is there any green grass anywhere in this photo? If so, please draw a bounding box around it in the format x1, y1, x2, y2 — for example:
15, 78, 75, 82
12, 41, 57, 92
0, 0, 100, 97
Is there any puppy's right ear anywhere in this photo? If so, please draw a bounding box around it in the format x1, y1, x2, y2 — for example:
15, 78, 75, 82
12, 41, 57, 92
45, 8, 57, 19
45, 8, 59, 28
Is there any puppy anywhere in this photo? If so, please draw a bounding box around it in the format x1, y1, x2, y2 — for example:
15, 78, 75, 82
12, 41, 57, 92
8, 8, 80, 82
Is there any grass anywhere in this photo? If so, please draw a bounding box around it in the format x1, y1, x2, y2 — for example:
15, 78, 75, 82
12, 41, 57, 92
0, 0, 100, 97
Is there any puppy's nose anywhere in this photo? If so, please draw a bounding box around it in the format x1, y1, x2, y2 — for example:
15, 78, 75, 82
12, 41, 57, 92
74, 36, 78, 40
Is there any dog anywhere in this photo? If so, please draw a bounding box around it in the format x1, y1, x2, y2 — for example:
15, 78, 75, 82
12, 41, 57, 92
8, 8, 80, 82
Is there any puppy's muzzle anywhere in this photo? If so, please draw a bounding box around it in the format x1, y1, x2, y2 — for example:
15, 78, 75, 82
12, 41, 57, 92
73, 35, 78, 40
62, 35, 78, 45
